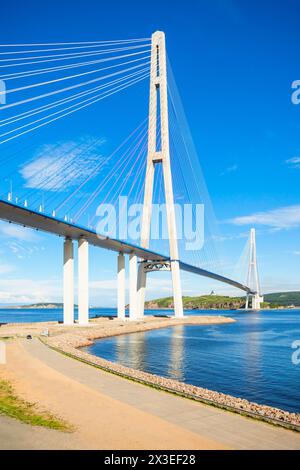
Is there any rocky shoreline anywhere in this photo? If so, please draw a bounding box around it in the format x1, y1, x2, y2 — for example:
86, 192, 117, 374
1, 315, 299, 431
50, 344, 300, 431
38, 317, 300, 432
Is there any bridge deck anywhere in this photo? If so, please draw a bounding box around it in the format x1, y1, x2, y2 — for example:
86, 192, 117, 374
0, 199, 254, 294
0, 200, 167, 261
179, 262, 254, 295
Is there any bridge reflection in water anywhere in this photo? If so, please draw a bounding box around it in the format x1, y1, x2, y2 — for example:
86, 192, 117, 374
113, 325, 185, 381
85, 311, 300, 414
113, 327, 185, 381
167, 325, 185, 381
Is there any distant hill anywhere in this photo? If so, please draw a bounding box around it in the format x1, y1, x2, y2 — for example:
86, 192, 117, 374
264, 291, 300, 307
145, 292, 300, 310
4, 303, 78, 309
2, 292, 300, 310
145, 295, 246, 310
21, 303, 65, 309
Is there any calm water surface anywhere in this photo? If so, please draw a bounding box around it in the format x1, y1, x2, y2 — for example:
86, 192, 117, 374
2, 307, 299, 413
84, 309, 300, 413
0, 307, 116, 323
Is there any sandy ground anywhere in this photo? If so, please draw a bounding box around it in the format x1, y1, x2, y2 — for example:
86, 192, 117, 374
1, 339, 300, 450
0, 339, 228, 450
1, 316, 300, 450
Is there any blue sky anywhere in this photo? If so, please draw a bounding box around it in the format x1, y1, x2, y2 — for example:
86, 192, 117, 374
0, 0, 300, 305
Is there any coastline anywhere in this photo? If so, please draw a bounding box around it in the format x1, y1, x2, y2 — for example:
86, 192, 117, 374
2, 338, 228, 450
1, 315, 300, 432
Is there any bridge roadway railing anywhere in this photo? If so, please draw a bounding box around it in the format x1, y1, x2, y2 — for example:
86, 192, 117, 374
0, 199, 255, 302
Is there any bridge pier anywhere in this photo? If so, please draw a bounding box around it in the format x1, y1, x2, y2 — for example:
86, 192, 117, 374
117, 252, 125, 320
171, 260, 184, 318
137, 261, 146, 319
63, 238, 74, 325
78, 238, 89, 325
129, 252, 138, 320
246, 293, 264, 310
253, 294, 264, 310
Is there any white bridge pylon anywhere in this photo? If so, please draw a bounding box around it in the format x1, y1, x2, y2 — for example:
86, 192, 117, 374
245, 228, 264, 310
58, 31, 261, 325
136, 30, 183, 320
61, 30, 182, 325
0, 33, 265, 323
117, 30, 183, 321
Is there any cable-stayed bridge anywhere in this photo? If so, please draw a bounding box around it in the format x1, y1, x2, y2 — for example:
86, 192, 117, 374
0, 31, 263, 324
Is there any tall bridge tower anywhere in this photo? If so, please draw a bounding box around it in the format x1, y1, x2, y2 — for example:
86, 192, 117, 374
245, 228, 264, 309
136, 31, 184, 319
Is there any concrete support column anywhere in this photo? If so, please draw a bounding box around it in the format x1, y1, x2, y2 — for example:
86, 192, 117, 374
117, 252, 125, 320
129, 252, 138, 320
63, 238, 74, 325
171, 260, 184, 318
253, 294, 263, 310
247, 294, 263, 310
137, 262, 146, 319
78, 238, 89, 325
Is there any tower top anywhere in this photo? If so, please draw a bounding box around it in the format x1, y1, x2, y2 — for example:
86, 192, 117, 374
152, 31, 165, 40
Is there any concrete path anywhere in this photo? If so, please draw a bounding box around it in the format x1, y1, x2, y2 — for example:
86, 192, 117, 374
0, 415, 84, 450
1, 339, 225, 450
2, 339, 300, 450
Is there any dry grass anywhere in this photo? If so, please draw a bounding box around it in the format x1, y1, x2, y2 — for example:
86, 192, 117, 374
0, 380, 73, 432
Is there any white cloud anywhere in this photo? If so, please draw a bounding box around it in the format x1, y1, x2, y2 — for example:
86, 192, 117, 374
259, 278, 300, 294
0, 221, 43, 259
0, 272, 296, 306
90, 277, 172, 293
220, 164, 238, 176
20, 137, 105, 191
0, 264, 15, 275
0, 278, 61, 304
0, 276, 174, 306
5, 241, 43, 259
89, 277, 174, 307
285, 157, 300, 169
228, 204, 300, 229
288, 251, 300, 256
90, 279, 119, 290
212, 231, 248, 242
0, 221, 39, 242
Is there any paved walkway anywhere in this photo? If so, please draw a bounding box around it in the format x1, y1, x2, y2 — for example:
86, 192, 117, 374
0, 415, 84, 450
1, 339, 225, 450
2, 339, 300, 449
